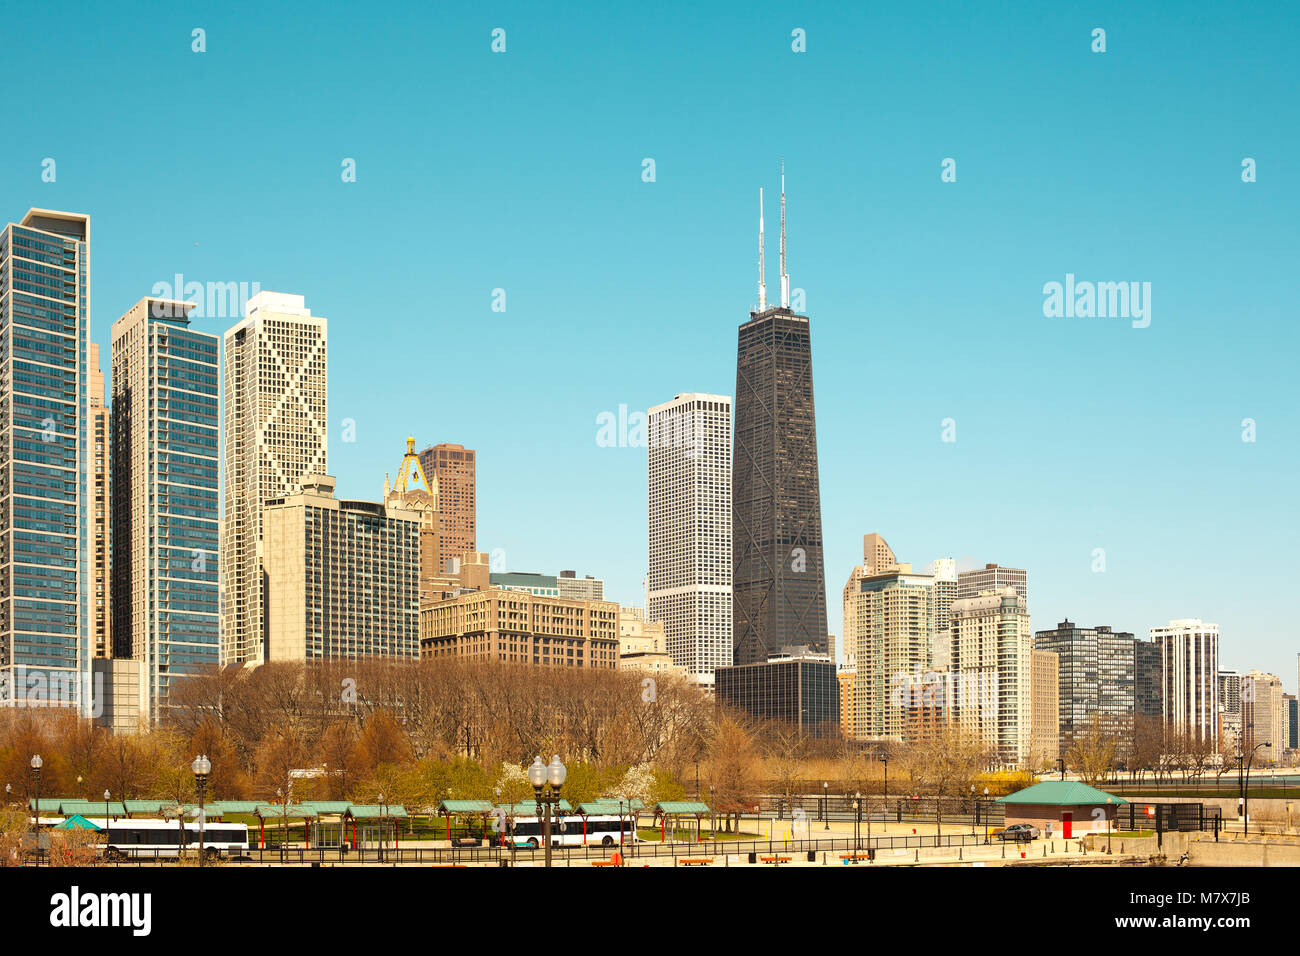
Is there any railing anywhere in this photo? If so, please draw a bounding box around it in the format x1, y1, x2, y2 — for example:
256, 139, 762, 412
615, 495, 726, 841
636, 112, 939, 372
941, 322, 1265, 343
96, 830, 996, 866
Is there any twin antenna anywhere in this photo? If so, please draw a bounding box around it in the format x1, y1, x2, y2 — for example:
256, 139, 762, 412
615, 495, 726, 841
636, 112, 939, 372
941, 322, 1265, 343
757, 160, 791, 311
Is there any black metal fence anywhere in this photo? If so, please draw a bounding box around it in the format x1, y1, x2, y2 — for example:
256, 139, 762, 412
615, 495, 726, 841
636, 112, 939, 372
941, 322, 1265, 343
91, 829, 997, 867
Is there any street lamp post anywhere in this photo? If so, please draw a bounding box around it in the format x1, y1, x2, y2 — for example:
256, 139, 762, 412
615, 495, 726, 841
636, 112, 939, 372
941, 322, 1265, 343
378, 793, 387, 862
823, 781, 829, 831
709, 784, 715, 840
30, 754, 42, 867
1244, 742, 1271, 836
192, 755, 211, 865
104, 790, 112, 860
982, 787, 989, 842
970, 785, 976, 834
528, 754, 567, 868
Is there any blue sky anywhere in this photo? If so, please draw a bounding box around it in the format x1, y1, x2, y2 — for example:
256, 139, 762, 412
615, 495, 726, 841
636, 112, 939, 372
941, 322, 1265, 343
4, 1, 1296, 682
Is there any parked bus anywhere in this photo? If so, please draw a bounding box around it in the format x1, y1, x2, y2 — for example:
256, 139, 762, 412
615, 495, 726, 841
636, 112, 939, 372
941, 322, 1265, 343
87, 818, 251, 862
507, 814, 637, 848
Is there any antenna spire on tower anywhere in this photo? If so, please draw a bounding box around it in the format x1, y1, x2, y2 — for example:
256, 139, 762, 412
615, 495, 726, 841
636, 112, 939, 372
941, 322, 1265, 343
780, 159, 790, 308
758, 187, 767, 311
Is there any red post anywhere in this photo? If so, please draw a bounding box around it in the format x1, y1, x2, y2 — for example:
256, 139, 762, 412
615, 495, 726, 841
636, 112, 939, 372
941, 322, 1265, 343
661, 817, 666, 842
304, 818, 310, 849
445, 814, 450, 843
259, 818, 265, 848
394, 821, 399, 851
583, 817, 588, 845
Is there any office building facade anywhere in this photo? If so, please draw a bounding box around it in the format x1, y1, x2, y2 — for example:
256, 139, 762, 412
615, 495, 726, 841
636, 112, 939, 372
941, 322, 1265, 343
221, 292, 327, 664
957, 563, 1027, 603
418, 443, 475, 567
1032, 620, 1137, 744
714, 648, 839, 736
647, 392, 732, 685
263, 475, 420, 662
110, 297, 220, 722
557, 570, 604, 602
421, 586, 619, 668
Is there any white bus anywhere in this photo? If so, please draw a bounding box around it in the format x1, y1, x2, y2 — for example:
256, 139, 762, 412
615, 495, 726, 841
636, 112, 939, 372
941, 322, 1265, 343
88, 818, 251, 862
508, 814, 637, 848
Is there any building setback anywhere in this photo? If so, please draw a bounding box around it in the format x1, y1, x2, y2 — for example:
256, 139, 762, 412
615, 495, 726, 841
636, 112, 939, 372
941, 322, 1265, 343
0, 209, 94, 711
263, 475, 420, 662
732, 176, 827, 663
647, 392, 732, 687
110, 297, 220, 722
222, 291, 327, 665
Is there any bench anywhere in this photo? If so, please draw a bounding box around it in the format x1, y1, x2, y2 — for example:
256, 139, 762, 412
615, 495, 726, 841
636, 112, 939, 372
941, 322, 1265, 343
838, 853, 872, 864
760, 855, 791, 865
679, 857, 713, 866
590, 860, 621, 867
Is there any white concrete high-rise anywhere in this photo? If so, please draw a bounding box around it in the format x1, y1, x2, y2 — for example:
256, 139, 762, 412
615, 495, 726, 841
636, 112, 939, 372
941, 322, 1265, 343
221, 292, 327, 665
1150, 618, 1219, 747
647, 393, 732, 687
951, 588, 1034, 765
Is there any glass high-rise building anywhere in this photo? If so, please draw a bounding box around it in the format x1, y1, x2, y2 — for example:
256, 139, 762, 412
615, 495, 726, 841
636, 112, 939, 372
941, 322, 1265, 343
111, 298, 220, 722
0, 209, 93, 712
732, 176, 827, 663
1032, 620, 1137, 744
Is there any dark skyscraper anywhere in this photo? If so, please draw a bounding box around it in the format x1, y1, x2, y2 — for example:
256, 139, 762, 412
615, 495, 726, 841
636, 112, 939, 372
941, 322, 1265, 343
731, 170, 828, 664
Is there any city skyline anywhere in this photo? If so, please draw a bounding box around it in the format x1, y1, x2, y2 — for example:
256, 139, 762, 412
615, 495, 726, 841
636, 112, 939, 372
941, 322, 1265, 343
2, 4, 1296, 685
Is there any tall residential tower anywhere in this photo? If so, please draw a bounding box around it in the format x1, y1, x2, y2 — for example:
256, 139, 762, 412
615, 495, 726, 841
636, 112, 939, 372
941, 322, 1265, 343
0, 209, 94, 712
111, 298, 220, 722
221, 292, 327, 665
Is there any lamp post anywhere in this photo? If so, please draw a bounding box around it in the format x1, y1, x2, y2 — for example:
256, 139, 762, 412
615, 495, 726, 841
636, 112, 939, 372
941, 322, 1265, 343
879, 751, 889, 806
1244, 742, 1271, 836
529, 754, 567, 868
104, 789, 112, 859
970, 785, 976, 834
192, 755, 210, 865
30, 754, 42, 867
823, 781, 829, 830
378, 793, 387, 862
853, 791, 861, 852
709, 784, 715, 840
982, 787, 989, 842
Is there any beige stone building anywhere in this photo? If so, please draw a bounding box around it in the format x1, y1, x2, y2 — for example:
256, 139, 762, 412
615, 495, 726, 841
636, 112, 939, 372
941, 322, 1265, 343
1030, 649, 1060, 769
950, 588, 1033, 766
1243, 669, 1286, 765
846, 562, 934, 742
222, 292, 328, 665
421, 570, 619, 668
617, 607, 680, 675
263, 475, 420, 662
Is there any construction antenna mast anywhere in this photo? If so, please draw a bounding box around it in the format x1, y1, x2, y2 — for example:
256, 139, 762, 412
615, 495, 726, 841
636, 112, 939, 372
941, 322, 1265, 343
779, 160, 790, 308
758, 187, 767, 311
